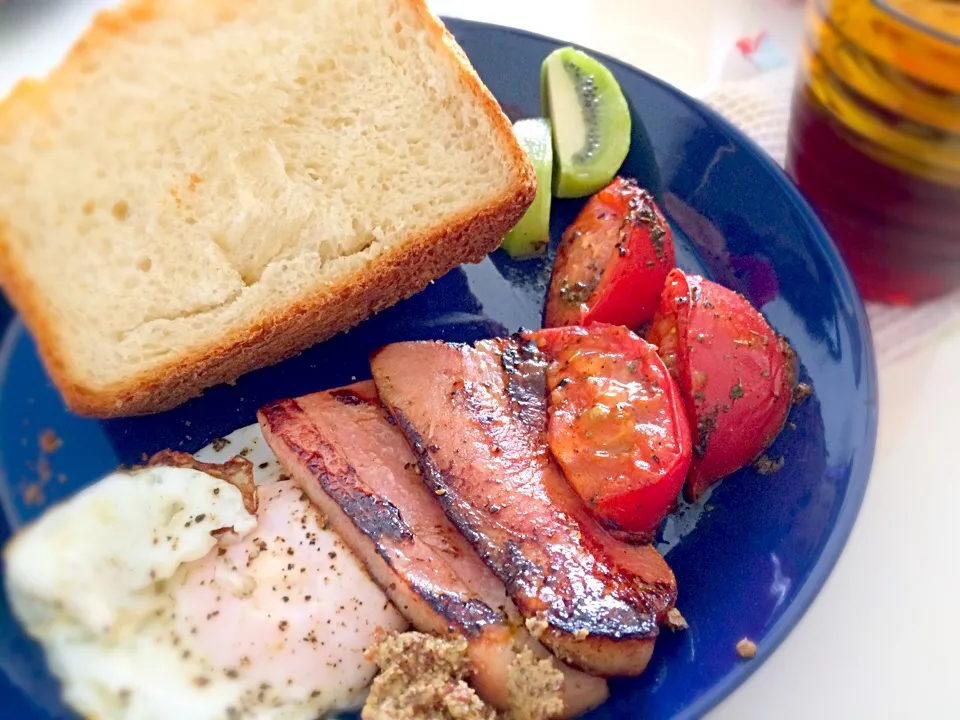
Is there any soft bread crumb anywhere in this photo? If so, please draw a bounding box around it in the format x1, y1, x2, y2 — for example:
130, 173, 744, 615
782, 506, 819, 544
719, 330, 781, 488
736, 638, 757, 659
793, 383, 813, 405
39, 429, 62, 453
362, 631, 496, 720
524, 616, 549, 639
753, 454, 785, 476
506, 646, 564, 720
665, 607, 688, 631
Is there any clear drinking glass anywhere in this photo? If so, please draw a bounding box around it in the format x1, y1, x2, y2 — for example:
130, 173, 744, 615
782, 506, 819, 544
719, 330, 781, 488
786, 0, 960, 305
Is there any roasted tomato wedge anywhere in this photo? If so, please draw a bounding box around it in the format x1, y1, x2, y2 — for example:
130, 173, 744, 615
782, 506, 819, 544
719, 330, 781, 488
528, 324, 692, 541
646, 270, 797, 501
545, 177, 674, 330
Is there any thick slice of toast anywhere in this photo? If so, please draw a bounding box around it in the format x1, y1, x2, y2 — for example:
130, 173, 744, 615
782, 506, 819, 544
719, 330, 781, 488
0, 0, 535, 417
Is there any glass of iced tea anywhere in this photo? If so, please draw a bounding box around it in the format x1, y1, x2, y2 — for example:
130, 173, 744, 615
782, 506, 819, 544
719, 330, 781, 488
786, 0, 960, 305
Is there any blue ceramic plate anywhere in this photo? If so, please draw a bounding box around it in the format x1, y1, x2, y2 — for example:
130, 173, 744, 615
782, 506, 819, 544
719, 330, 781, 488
0, 18, 877, 720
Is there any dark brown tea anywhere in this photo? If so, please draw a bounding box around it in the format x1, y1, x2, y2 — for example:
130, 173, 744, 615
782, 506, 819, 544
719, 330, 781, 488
786, 0, 960, 305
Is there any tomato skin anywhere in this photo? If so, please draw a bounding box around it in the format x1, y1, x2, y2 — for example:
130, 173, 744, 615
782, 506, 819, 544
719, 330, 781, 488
529, 323, 692, 541
545, 177, 675, 330
647, 270, 797, 501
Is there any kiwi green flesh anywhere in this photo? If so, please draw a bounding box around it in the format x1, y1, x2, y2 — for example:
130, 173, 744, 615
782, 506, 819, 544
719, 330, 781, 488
541, 47, 631, 199
502, 118, 553, 259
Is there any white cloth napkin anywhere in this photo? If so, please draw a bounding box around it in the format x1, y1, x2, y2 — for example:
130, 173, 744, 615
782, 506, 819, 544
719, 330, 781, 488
702, 67, 960, 365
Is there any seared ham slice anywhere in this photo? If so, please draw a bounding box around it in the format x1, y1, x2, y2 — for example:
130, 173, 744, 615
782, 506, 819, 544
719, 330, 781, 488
258, 382, 607, 717
371, 339, 678, 676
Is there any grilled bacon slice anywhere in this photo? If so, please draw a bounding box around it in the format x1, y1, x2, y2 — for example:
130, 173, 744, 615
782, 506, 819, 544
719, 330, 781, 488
258, 381, 607, 716
371, 339, 678, 676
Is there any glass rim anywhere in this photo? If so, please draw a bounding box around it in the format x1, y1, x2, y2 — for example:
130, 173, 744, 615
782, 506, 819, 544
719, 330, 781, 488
872, 0, 960, 47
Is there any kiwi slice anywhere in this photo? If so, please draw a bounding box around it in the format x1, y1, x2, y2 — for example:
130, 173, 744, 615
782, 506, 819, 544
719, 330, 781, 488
540, 47, 631, 199
501, 118, 553, 259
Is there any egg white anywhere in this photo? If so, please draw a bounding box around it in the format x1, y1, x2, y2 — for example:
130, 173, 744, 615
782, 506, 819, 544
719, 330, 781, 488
3, 428, 406, 720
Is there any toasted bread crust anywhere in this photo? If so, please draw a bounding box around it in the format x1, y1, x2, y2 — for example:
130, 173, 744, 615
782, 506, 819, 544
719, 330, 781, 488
0, 0, 536, 418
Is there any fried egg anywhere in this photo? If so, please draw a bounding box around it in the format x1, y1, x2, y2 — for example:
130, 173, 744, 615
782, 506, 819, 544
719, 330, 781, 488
3, 428, 406, 720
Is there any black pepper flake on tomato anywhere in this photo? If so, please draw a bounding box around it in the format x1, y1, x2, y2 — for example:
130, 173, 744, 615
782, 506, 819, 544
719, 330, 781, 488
729, 381, 744, 400
649, 225, 667, 260
694, 408, 719, 459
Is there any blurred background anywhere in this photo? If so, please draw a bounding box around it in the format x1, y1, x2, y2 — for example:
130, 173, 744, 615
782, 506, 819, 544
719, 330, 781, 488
0, 0, 804, 97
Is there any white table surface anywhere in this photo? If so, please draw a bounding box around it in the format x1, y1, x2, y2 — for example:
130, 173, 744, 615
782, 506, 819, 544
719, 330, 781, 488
1, 0, 958, 717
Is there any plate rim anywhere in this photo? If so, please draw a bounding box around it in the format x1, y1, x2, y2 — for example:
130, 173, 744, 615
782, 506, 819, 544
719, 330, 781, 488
0, 16, 880, 720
